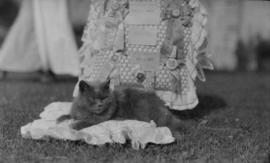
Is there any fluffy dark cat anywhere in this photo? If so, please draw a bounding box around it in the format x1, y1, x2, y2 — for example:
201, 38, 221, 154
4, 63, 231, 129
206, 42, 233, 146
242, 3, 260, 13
57, 80, 189, 138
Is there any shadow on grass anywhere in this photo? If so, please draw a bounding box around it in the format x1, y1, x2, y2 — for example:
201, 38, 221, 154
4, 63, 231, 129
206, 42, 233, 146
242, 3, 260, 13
171, 94, 227, 120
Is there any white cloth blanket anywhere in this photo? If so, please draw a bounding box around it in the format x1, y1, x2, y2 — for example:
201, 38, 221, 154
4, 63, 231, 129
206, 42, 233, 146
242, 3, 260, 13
21, 102, 175, 149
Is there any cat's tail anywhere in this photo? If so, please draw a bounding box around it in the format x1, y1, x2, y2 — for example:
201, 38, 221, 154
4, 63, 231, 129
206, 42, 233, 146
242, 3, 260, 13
166, 115, 193, 139
56, 114, 72, 124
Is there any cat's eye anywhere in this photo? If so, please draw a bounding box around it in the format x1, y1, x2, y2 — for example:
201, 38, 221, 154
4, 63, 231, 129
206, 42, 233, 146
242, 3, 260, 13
99, 96, 108, 101
101, 97, 107, 101
88, 98, 94, 103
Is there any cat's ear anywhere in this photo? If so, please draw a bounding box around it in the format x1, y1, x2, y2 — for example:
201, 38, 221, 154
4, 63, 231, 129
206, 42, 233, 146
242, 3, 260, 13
102, 79, 110, 90
79, 80, 92, 93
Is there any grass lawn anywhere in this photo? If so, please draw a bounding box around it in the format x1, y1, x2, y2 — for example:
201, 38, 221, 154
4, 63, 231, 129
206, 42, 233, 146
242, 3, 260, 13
1, 72, 270, 163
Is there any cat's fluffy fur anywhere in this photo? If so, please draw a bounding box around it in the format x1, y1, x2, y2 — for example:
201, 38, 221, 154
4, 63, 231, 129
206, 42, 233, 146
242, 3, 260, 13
57, 80, 188, 137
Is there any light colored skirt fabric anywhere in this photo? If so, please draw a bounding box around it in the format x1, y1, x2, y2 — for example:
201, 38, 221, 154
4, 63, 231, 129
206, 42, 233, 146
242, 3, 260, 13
0, 0, 79, 76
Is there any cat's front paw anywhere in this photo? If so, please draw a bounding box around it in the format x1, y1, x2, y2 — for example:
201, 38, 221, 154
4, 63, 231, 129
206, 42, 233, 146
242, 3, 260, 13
70, 121, 92, 130
70, 122, 83, 130
56, 115, 71, 124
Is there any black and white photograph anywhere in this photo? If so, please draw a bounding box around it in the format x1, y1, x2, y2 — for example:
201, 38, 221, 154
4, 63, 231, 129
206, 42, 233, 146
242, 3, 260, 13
0, 0, 269, 162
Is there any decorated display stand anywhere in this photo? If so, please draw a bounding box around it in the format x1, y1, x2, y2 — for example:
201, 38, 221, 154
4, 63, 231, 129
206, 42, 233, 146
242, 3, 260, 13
21, 0, 212, 149
75, 0, 212, 111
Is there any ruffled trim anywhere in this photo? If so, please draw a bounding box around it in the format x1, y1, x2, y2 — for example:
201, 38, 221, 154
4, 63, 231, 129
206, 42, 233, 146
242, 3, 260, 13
156, 71, 199, 111
156, 87, 198, 111
188, 0, 213, 82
